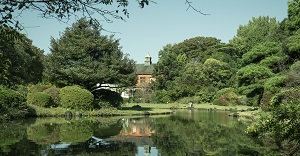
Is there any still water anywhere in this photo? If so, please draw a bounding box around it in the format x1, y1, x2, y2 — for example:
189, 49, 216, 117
0, 110, 276, 156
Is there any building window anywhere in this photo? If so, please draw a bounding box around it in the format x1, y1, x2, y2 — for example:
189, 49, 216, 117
140, 77, 146, 83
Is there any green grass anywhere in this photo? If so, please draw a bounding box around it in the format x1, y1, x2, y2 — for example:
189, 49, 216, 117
27, 103, 258, 118
123, 103, 256, 111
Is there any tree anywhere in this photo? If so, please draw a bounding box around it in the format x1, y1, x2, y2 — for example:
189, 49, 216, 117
0, 27, 44, 87
230, 16, 282, 57
0, 0, 207, 30
285, 0, 300, 34
43, 18, 136, 90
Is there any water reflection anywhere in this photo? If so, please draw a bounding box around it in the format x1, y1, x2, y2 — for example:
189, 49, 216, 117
0, 110, 278, 156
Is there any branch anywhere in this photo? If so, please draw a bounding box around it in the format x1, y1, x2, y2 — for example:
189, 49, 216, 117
185, 0, 210, 15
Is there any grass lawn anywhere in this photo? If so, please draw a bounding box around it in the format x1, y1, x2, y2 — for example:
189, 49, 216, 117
123, 103, 257, 111
28, 102, 260, 118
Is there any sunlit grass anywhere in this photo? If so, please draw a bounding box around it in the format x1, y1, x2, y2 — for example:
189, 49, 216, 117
123, 103, 256, 111
28, 102, 258, 118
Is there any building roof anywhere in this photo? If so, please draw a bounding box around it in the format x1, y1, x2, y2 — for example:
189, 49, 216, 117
136, 64, 155, 74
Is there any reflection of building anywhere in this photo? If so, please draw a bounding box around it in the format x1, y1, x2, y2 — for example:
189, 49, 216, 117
119, 118, 155, 137
117, 118, 157, 156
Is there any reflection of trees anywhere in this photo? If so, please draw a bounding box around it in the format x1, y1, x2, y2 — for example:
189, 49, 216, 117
152, 115, 272, 155
27, 124, 60, 144
92, 121, 123, 138
0, 123, 25, 154
60, 121, 93, 143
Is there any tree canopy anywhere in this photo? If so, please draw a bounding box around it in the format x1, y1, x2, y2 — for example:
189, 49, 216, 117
43, 18, 136, 90
0, 27, 44, 88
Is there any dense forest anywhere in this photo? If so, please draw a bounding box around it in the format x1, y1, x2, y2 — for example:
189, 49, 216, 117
1, 0, 300, 154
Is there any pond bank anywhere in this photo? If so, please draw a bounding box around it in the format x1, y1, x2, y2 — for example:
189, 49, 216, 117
15, 103, 259, 119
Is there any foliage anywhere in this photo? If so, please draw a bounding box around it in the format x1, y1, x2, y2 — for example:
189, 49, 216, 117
213, 87, 236, 100
263, 75, 287, 93
27, 124, 60, 144
0, 0, 152, 29
246, 101, 300, 154
0, 85, 29, 120
59, 85, 94, 110
152, 90, 173, 103
59, 121, 93, 143
26, 83, 54, 105
44, 18, 136, 90
92, 89, 123, 108
229, 16, 282, 57
175, 96, 201, 104
213, 92, 239, 106
285, 0, 300, 34
29, 92, 55, 108
153, 38, 232, 102
236, 64, 274, 86
0, 27, 44, 88
285, 32, 300, 61
43, 87, 60, 106
153, 112, 272, 155
0, 122, 25, 153
286, 61, 300, 87
269, 88, 300, 107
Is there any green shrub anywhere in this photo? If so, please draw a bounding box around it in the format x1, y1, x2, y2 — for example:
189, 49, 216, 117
27, 83, 54, 105
263, 75, 287, 93
246, 101, 300, 153
43, 87, 60, 105
0, 86, 29, 120
29, 92, 55, 108
59, 86, 94, 110
176, 96, 201, 104
213, 87, 236, 101
213, 92, 242, 106
260, 91, 275, 110
27, 83, 53, 93
270, 88, 300, 107
152, 90, 172, 103
92, 89, 123, 108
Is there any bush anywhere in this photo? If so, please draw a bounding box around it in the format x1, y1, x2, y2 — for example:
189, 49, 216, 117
0, 86, 29, 120
27, 83, 53, 93
92, 89, 123, 109
27, 83, 54, 105
246, 101, 300, 154
176, 96, 201, 104
59, 86, 94, 110
213, 87, 236, 101
29, 92, 55, 108
43, 87, 60, 105
213, 92, 239, 106
270, 88, 300, 107
152, 90, 172, 103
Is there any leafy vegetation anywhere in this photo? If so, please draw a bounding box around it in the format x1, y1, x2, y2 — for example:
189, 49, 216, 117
59, 86, 94, 110
1, 1, 300, 155
0, 85, 29, 121
43, 18, 136, 90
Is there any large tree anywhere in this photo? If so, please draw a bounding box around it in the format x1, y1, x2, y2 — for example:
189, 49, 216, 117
43, 18, 136, 90
229, 16, 282, 57
0, 27, 44, 87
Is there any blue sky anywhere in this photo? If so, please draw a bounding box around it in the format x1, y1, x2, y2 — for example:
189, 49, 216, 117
20, 0, 288, 64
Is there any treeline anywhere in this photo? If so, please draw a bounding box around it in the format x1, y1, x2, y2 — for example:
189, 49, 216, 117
148, 1, 300, 154
147, 6, 300, 107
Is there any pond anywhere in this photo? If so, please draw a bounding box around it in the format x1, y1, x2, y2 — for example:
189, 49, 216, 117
0, 110, 277, 156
